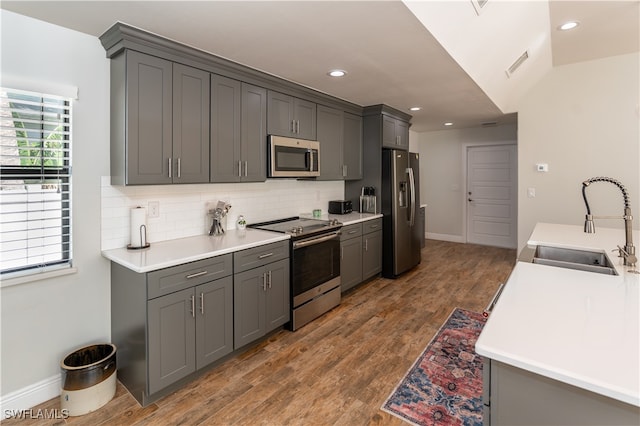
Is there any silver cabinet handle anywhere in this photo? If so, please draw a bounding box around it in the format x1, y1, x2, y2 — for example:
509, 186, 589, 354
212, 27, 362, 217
177, 157, 181, 178
168, 157, 172, 178
348, 230, 358, 234
190, 294, 195, 318
291, 120, 295, 133
186, 271, 208, 279
342, 165, 347, 177
199, 292, 204, 315
258, 252, 274, 259
267, 270, 272, 289
238, 160, 242, 177
364, 239, 368, 251
369, 224, 380, 229
244, 161, 248, 177
262, 272, 267, 291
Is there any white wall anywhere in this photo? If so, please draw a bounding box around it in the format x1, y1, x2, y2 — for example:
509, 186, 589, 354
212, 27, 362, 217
518, 53, 640, 250
415, 124, 518, 241
0, 10, 111, 407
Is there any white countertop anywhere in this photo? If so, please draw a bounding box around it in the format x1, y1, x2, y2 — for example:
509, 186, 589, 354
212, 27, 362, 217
102, 229, 290, 273
476, 222, 639, 407
328, 211, 383, 225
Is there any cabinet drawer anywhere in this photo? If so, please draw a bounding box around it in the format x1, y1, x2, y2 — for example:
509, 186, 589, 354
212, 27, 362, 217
363, 218, 382, 234
234, 241, 289, 273
147, 254, 233, 300
340, 223, 362, 241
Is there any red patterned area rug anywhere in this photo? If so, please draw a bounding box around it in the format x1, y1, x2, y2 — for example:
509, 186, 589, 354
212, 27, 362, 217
382, 308, 486, 426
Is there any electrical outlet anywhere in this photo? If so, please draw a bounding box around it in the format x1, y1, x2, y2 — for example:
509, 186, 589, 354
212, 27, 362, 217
527, 188, 536, 198
148, 201, 159, 218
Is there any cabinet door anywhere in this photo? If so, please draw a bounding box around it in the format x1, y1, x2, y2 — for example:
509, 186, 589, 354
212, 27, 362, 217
381, 115, 398, 149
317, 105, 343, 180
233, 267, 266, 349
172, 63, 210, 183
293, 98, 317, 140
241, 83, 267, 182
195, 276, 233, 369
396, 119, 410, 150
125, 51, 172, 184
341, 237, 363, 292
343, 112, 363, 180
267, 91, 295, 137
148, 288, 196, 394
264, 259, 290, 332
210, 75, 242, 182
362, 230, 383, 280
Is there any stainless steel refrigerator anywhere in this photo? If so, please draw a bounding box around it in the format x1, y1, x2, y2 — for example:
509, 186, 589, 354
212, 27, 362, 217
382, 150, 421, 277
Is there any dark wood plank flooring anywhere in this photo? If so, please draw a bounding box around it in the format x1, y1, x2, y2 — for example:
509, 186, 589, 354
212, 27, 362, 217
5, 240, 516, 426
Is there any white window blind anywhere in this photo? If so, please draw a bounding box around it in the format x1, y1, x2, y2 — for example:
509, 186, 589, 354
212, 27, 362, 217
0, 87, 72, 276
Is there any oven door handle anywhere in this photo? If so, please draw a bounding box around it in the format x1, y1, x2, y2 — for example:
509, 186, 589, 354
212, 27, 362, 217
293, 231, 341, 249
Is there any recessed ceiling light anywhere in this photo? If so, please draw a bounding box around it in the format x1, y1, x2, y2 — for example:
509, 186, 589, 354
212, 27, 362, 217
558, 21, 579, 31
444, 122, 454, 126
409, 107, 421, 111
328, 69, 346, 77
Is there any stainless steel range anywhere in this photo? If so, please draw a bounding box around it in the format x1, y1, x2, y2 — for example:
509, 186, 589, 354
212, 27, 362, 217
249, 217, 342, 330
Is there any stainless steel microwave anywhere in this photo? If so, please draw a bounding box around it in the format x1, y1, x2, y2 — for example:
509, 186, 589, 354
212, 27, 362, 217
268, 135, 320, 178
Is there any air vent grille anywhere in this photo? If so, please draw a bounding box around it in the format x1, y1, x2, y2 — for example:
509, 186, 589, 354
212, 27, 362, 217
505, 50, 529, 78
481, 121, 498, 128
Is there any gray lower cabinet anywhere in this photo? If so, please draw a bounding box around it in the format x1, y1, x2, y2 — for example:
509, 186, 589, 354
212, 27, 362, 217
362, 220, 383, 279
267, 91, 316, 140
340, 218, 382, 292
110, 50, 210, 185
111, 253, 240, 405
317, 107, 363, 181
233, 259, 289, 349
485, 359, 639, 425
340, 224, 363, 292
210, 75, 267, 182
147, 276, 233, 395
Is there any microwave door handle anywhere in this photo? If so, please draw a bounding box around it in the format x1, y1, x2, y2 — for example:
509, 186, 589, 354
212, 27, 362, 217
306, 149, 312, 171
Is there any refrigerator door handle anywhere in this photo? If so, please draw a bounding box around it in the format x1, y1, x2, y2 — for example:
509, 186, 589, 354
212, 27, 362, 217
407, 167, 416, 227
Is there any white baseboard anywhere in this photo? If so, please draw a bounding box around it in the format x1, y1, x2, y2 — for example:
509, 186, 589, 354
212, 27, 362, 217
0, 375, 60, 413
426, 232, 464, 243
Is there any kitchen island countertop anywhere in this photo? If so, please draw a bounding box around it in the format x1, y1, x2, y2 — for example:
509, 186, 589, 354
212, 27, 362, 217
476, 222, 639, 407
102, 229, 290, 273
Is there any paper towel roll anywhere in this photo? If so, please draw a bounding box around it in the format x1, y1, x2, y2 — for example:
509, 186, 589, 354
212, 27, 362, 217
130, 207, 147, 248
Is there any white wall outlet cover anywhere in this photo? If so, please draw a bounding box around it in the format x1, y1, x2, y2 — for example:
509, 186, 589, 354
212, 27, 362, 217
536, 163, 549, 172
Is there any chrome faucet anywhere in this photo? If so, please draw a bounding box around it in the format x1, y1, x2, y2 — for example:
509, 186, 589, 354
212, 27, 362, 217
582, 177, 636, 267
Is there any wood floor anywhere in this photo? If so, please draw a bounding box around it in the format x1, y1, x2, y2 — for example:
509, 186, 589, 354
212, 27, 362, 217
7, 240, 516, 426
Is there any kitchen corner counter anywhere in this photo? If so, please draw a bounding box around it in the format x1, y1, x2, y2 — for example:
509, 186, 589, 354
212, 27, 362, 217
102, 229, 290, 273
476, 222, 639, 407
327, 212, 383, 225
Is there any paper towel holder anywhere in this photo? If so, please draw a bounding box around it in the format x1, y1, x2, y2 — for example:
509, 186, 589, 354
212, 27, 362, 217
127, 224, 150, 250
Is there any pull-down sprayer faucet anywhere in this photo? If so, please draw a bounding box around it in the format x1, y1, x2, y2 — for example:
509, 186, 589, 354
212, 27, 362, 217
582, 177, 636, 267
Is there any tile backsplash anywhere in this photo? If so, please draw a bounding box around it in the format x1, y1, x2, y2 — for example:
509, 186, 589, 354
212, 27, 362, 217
101, 177, 344, 250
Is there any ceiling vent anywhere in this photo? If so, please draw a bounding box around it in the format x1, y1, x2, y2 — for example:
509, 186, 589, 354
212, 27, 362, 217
481, 121, 498, 127
471, 0, 489, 15
505, 50, 529, 78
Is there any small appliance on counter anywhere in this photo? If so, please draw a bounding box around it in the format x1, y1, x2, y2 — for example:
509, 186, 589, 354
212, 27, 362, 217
328, 200, 352, 215
360, 186, 377, 214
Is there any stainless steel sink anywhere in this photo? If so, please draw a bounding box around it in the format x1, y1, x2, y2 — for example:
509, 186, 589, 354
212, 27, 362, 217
520, 245, 618, 275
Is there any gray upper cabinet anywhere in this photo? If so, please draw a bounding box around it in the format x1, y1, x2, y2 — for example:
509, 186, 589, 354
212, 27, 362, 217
114, 50, 173, 185
172, 63, 210, 183
267, 91, 316, 140
210, 76, 267, 182
317, 105, 344, 180
343, 112, 363, 180
110, 50, 209, 185
317, 107, 363, 181
382, 114, 409, 150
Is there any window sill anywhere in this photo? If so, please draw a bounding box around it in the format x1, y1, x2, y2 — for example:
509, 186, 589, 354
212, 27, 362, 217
0, 266, 78, 288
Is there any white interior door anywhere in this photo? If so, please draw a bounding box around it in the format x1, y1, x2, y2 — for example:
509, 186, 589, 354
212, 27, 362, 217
466, 145, 517, 248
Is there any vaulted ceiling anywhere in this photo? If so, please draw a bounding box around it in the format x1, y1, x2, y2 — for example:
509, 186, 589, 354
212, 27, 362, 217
2, 1, 638, 132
